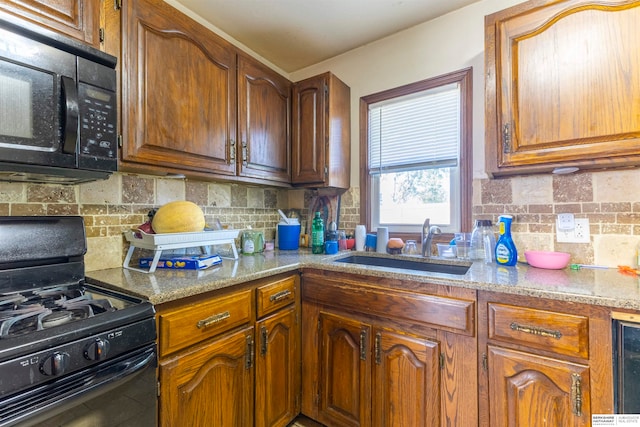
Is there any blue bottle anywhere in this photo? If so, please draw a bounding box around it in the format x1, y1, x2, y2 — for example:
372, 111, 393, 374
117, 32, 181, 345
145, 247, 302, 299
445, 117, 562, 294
495, 215, 517, 266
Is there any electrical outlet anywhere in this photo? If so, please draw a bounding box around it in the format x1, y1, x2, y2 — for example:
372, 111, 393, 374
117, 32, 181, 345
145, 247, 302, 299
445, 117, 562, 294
573, 218, 590, 243
556, 217, 590, 243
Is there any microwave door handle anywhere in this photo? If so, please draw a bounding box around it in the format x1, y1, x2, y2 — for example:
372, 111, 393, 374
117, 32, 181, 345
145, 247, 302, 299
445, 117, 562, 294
61, 76, 79, 154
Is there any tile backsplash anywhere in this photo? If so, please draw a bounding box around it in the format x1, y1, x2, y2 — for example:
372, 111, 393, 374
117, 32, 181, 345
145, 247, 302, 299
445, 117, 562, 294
2, 167, 638, 271
473, 168, 640, 267
0, 173, 361, 271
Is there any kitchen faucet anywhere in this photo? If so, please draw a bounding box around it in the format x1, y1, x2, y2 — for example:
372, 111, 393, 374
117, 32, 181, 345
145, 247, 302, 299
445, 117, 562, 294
421, 218, 441, 257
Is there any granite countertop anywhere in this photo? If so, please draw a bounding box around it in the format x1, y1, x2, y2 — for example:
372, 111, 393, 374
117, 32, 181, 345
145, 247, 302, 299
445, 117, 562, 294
86, 249, 640, 310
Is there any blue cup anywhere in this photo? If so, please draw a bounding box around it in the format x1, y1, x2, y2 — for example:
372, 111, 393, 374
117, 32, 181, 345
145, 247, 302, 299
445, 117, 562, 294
365, 234, 377, 251
325, 240, 338, 255
277, 223, 301, 250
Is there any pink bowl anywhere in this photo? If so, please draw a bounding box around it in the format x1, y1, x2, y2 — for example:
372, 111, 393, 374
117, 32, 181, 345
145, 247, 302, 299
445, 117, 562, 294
524, 250, 570, 270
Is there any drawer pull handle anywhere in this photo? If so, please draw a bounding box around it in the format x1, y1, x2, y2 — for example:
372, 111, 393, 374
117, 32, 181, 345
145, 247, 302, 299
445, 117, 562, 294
509, 322, 562, 339
269, 289, 292, 302
197, 311, 231, 329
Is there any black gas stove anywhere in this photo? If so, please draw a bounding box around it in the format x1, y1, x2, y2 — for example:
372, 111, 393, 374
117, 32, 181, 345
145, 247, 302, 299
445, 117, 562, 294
0, 216, 156, 426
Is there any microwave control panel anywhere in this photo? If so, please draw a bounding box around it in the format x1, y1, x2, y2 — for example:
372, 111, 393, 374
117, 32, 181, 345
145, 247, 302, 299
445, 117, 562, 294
78, 83, 117, 161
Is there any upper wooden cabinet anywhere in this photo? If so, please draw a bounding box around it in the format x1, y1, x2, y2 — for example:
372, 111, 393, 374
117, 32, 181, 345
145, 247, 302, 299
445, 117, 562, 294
118, 0, 293, 185
485, 0, 640, 177
120, 0, 237, 178
0, 0, 99, 47
292, 72, 351, 189
238, 55, 291, 184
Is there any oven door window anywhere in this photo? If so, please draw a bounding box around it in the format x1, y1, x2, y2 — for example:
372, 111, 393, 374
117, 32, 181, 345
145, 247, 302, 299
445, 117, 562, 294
0, 27, 76, 168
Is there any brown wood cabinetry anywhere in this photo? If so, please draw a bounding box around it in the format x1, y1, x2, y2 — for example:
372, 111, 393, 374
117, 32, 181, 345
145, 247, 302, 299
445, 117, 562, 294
301, 269, 477, 427
485, 0, 640, 176
118, 0, 292, 185
156, 273, 301, 427
120, 0, 237, 179
256, 305, 299, 427
478, 291, 613, 427
238, 54, 291, 184
0, 0, 99, 47
292, 72, 351, 189
159, 325, 255, 427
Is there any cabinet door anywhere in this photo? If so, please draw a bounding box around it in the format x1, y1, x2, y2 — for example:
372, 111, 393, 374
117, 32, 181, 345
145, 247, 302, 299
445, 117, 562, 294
318, 311, 371, 427
237, 55, 291, 183
487, 345, 590, 427
0, 0, 99, 46
372, 329, 441, 427
159, 326, 254, 427
255, 305, 300, 427
486, 1, 640, 176
121, 0, 237, 176
291, 74, 326, 185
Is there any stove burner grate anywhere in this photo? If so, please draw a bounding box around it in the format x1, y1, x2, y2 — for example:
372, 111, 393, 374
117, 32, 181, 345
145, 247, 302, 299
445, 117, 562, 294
0, 286, 119, 339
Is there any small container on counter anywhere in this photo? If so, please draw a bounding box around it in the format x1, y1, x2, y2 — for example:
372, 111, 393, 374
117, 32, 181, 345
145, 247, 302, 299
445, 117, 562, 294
338, 230, 347, 251
277, 218, 301, 250
242, 230, 264, 255
376, 227, 389, 253
325, 240, 339, 255
355, 225, 366, 251
387, 238, 404, 254
365, 234, 377, 251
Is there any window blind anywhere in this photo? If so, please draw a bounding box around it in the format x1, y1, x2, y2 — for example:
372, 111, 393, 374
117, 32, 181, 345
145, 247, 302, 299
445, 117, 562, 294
368, 82, 460, 174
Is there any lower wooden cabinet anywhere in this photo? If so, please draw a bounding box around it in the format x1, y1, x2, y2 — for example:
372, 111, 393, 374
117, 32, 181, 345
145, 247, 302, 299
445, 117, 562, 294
302, 269, 476, 427
487, 345, 590, 427
315, 311, 441, 427
256, 305, 300, 427
373, 329, 441, 427
478, 291, 612, 427
159, 325, 255, 427
317, 311, 371, 427
156, 274, 300, 427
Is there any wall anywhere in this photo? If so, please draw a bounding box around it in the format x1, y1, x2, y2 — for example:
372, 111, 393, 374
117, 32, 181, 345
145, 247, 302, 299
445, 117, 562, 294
289, 0, 640, 267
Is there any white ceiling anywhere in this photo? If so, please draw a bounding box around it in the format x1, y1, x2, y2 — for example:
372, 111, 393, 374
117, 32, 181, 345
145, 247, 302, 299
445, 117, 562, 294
172, 0, 483, 73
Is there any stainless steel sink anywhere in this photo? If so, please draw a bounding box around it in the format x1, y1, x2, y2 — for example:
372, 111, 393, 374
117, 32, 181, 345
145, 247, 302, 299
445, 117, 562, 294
333, 255, 470, 275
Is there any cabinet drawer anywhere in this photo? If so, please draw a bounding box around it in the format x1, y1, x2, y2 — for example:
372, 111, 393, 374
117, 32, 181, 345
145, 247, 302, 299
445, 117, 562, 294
488, 303, 589, 358
303, 277, 474, 335
158, 289, 252, 357
256, 275, 297, 318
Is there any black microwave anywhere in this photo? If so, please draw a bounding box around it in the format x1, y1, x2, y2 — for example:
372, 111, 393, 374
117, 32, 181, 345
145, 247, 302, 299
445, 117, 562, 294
0, 13, 117, 184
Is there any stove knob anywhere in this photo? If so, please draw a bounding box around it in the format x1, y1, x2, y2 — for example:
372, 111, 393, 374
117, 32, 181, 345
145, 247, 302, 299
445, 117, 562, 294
40, 352, 70, 376
85, 338, 110, 361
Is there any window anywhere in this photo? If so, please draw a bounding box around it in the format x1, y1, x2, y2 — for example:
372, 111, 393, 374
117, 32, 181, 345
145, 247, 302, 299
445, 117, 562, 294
360, 68, 472, 235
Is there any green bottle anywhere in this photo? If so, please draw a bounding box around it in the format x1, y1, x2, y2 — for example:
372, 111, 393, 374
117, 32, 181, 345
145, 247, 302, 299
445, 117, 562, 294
312, 212, 324, 254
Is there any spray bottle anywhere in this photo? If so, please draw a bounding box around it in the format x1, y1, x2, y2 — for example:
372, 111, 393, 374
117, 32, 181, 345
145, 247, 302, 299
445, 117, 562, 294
495, 215, 517, 266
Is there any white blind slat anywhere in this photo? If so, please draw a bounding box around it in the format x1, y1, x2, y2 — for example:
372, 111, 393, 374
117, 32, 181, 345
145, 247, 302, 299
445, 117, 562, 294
369, 82, 460, 174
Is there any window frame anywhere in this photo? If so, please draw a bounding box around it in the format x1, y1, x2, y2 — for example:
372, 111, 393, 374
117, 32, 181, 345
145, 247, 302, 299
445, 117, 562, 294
359, 67, 473, 240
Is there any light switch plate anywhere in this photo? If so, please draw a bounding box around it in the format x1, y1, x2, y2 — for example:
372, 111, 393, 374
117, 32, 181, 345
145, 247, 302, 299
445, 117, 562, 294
557, 213, 575, 231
